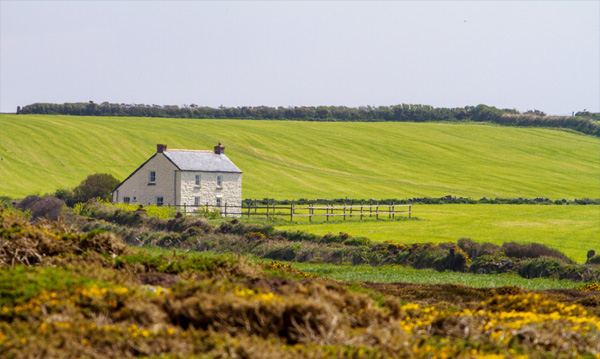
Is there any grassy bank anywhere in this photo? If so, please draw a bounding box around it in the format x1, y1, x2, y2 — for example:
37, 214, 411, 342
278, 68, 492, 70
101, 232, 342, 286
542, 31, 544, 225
1, 114, 599, 199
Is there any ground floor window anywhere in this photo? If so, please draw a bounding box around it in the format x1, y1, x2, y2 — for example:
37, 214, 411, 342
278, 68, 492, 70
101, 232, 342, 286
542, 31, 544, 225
123, 197, 130, 204
156, 196, 164, 206
216, 197, 222, 208
194, 197, 200, 206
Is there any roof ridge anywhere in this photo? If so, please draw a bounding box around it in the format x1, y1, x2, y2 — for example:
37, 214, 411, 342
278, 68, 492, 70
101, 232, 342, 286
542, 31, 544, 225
166, 149, 214, 153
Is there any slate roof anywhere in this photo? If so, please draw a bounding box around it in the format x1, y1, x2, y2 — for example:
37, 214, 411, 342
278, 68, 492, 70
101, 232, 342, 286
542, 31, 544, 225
163, 150, 242, 173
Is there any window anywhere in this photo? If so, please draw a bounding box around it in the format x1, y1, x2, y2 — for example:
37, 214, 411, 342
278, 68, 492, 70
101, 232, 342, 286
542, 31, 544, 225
195, 174, 201, 186
123, 197, 130, 204
156, 196, 163, 206
133, 196, 137, 202
216, 175, 223, 188
148, 171, 156, 184
216, 197, 222, 208
194, 197, 200, 206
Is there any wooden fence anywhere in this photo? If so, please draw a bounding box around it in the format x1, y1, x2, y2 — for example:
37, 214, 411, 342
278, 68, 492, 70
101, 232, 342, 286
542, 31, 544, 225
168, 201, 412, 221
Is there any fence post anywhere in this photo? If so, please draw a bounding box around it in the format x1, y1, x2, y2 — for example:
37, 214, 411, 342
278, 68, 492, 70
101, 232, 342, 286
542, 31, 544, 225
290, 200, 294, 222
224, 203, 227, 217
343, 201, 346, 221
309, 203, 312, 222
392, 202, 395, 219
376, 201, 379, 220
184, 203, 186, 213
254, 199, 257, 214
349, 200, 353, 217
267, 201, 270, 219
326, 203, 329, 222
360, 202, 363, 221
370, 200, 372, 217
388, 203, 391, 219
409, 202, 412, 219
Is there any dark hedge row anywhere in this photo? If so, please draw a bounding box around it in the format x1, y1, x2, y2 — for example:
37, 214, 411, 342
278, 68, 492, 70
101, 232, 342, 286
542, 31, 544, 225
17, 102, 600, 137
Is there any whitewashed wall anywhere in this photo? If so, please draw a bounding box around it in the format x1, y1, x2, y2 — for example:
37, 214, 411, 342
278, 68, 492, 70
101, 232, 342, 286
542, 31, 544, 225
178, 172, 242, 217
112, 154, 177, 206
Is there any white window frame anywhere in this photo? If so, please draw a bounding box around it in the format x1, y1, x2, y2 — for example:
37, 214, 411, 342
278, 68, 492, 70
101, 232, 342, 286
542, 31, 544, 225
148, 171, 156, 184
216, 175, 223, 188
216, 197, 222, 208
156, 196, 164, 206
195, 174, 201, 187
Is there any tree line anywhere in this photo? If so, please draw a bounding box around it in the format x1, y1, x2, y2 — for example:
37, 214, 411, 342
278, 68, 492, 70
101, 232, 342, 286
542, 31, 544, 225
17, 102, 600, 136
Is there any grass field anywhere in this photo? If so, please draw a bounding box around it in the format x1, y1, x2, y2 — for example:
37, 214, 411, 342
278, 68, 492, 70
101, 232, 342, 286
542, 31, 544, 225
1, 114, 599, 199
277, 204, 600, 263
291, 262, 583, 290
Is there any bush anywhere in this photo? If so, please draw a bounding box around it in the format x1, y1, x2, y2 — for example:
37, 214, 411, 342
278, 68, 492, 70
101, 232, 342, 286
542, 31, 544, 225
72, 173, 120, 204
457, 238, 501, 258
469, 254, 517, 275
586, 255, 600, 265
502, 242, 573, 264
16, 195, 65, 222
343, 237, 370, 247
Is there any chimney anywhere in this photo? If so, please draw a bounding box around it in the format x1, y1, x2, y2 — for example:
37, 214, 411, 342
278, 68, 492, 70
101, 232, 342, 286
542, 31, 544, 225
214, 141, 225, 155
157, 144, 167, 153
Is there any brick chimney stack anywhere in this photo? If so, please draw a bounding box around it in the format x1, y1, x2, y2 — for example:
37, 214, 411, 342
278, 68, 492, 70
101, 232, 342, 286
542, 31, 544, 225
214, 141, 225, 155
157, 144, 167, 153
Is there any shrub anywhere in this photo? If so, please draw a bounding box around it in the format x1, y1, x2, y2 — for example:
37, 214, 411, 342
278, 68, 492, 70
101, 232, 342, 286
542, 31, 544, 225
343, 237, 370, 247
457, 238, 501, 258
469, 254, 517, 275
502, 242, 573, 264
16, 195, 65, 222
586, 255, 600, 265
72, 173, 120, 204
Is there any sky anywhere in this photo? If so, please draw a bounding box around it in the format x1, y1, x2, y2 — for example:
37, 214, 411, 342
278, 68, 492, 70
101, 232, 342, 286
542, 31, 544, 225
1, 1, 599, 115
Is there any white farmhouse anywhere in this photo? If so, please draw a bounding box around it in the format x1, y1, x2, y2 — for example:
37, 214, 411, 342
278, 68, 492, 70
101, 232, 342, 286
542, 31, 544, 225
112, 142, 242, 215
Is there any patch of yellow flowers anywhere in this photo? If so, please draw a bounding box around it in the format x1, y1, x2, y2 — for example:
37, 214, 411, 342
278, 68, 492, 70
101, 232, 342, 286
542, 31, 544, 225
234, 287, 281, 303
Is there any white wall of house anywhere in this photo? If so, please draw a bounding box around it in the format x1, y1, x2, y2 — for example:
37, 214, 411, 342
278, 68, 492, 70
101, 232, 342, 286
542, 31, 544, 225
178, 172, 242, 216
112, 154, 178, 206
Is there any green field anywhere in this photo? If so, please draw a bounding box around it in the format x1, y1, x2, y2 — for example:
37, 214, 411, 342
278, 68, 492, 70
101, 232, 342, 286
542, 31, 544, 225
1, 114, 598, 199
291, 262, 582, 290
278, 204, 599, 263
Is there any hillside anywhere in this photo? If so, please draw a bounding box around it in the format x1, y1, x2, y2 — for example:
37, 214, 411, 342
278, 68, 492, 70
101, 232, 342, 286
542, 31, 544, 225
1, 114, 598, 199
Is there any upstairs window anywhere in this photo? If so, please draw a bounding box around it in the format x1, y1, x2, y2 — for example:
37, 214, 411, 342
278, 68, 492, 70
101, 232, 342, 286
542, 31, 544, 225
195, 174, 201, 186
148, 171, 156, 184
156, 196, 163, 206
216, 175, 223, 188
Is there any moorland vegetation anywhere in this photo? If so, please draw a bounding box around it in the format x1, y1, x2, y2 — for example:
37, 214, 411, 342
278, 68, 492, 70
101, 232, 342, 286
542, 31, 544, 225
2, 203, 600, 359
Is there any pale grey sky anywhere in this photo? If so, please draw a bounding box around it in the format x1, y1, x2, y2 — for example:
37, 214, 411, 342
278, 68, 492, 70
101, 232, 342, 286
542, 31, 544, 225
1, 1, 598, 115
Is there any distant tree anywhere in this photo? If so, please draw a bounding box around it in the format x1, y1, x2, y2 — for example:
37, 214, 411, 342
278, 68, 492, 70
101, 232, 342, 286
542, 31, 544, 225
72, 173, 120, 204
